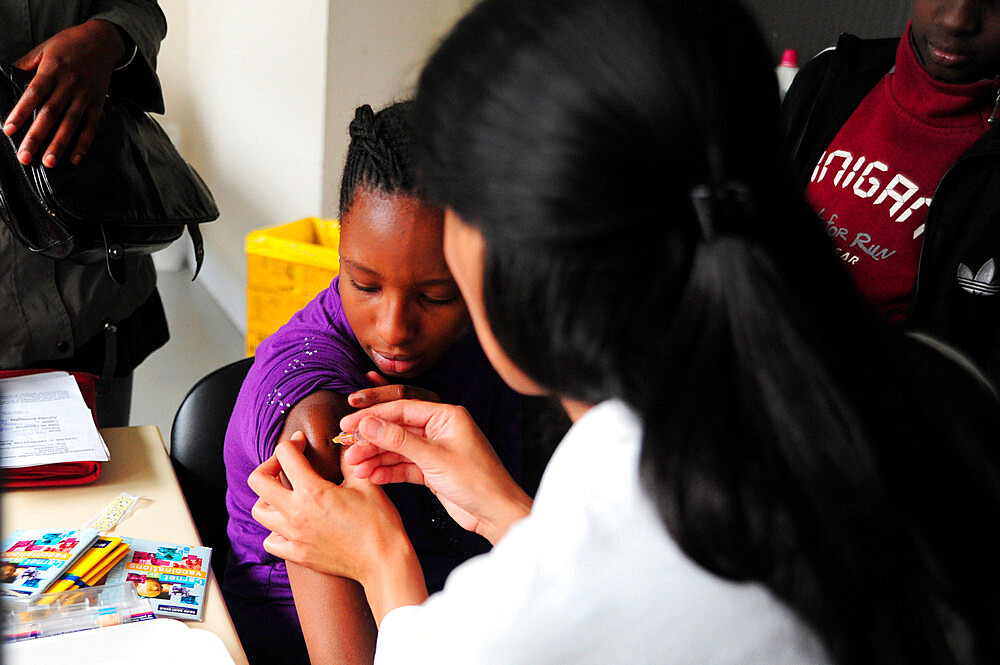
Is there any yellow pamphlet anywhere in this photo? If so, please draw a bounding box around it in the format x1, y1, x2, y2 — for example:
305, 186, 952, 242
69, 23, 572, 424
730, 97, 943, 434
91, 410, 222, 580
46, 537, 126, 594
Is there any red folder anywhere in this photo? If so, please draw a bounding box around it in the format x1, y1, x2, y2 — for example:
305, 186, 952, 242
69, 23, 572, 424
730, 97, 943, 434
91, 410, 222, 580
1, 370, 103, 487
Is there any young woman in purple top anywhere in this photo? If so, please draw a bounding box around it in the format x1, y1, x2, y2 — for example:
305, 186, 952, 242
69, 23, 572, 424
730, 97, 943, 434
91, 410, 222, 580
222, 102, 553, 665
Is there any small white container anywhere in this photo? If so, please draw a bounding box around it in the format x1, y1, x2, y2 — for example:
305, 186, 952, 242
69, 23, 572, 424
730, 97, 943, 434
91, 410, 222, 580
775, 48, 799, 101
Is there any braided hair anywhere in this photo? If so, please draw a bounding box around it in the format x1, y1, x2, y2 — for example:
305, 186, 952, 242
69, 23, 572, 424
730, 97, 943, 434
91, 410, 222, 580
339, 102, 423, 217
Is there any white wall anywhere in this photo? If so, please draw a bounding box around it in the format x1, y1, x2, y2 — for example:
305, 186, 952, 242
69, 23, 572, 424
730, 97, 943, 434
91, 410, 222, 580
157, 0, 329, 332
155, 0, 474, 334
320, 1, 474, 216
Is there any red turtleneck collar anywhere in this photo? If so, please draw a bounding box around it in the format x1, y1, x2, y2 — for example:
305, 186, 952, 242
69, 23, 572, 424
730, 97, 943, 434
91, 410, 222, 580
892, 23, 999, 128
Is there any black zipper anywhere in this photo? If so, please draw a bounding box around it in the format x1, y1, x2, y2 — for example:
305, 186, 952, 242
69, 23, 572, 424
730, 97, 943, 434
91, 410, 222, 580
989, 79, 1000, 124
907, 77, 1000, 322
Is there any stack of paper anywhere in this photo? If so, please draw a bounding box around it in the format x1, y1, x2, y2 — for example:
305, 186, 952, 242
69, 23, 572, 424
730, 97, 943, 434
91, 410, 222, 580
0, 371, 109, 486
6, 618, 237, 665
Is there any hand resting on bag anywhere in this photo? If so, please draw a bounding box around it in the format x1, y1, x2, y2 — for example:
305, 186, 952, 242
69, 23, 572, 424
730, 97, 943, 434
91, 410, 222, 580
3, 20, 128, 168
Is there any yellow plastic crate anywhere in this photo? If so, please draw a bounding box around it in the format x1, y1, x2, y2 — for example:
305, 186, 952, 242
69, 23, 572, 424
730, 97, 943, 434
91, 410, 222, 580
245, 217, 340, 355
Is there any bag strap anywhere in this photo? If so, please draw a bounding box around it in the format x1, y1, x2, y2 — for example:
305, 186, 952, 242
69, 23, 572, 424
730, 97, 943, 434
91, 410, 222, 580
99, 223, 206, 284
188, 222, 205, 281
98, 320, 118, 395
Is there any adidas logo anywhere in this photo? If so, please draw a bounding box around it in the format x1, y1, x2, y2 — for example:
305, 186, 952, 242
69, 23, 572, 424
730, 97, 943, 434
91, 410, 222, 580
957, 259, 1000, 296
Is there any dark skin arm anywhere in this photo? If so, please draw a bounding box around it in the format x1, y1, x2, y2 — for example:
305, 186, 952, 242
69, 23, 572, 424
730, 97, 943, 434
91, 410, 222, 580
280, 390, 377, 665
278, 377, 439, 665
4, 19, 129, 168
279, 390, 347, 481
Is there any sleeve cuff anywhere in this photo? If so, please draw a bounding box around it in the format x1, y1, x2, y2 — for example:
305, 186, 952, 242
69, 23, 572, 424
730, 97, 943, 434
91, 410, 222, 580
374, 605, 425, 664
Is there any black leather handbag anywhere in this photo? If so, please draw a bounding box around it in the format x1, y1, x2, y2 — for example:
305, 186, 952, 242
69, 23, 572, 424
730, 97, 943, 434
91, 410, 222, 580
0, 62, 219, 284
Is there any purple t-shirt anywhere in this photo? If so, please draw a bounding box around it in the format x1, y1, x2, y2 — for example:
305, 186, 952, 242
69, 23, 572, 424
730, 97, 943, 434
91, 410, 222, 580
223, 277, 523, 610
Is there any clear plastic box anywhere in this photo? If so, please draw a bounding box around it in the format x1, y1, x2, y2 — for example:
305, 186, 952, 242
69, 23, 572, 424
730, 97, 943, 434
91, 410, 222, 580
3, 582, 154, 642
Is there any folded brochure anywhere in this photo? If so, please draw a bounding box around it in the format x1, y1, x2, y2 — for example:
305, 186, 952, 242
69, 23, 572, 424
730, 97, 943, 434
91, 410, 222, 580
104, 537, 211, 620
1, 528, 101, 596
46, 536, 130, 594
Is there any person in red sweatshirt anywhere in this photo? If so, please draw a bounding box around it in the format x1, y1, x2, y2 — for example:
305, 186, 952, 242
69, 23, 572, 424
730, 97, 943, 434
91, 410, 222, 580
782, 0, 1000, 386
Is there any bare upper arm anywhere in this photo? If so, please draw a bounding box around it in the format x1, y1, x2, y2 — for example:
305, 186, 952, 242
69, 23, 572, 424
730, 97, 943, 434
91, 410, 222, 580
278, 390, 353, 482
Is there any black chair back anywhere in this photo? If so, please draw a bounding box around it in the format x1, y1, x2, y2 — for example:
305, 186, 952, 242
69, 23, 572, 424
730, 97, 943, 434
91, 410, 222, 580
170, 356, 254, 584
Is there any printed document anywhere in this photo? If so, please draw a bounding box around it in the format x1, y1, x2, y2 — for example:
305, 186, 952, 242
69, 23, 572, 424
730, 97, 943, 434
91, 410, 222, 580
0, 372, 109, 468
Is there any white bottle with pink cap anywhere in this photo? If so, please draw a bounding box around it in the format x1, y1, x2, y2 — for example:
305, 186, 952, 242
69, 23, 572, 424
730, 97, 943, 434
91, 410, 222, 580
775, 48, 799, 101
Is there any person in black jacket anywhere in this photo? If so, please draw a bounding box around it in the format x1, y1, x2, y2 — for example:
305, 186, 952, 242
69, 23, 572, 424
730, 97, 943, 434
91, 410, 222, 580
0, 1, 169, 425
781, 0, 1000, 388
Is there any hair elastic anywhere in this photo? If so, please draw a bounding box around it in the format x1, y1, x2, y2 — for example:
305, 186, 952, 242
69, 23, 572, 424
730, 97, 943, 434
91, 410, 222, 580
689, 180, 752, 241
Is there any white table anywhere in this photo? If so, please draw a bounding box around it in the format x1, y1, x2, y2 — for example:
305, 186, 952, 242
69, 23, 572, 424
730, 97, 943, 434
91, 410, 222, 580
2, 426, 248, 665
